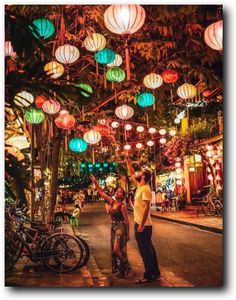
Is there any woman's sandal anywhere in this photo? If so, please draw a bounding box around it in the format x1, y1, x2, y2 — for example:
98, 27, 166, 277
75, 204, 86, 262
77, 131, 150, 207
135, 277, 152, 283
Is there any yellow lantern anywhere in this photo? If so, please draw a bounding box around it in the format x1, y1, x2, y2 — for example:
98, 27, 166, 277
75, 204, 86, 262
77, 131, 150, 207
143, 73, 163, 89
14, 91, 34, 107
177, 83, 197, 99
44, 61, 64, 79
55, 44, 80, 64
83, 129, 101, 145
204, 20, 223, 51
107, 54, 123, 67
115, 104, 134, 120
83, 33, 106, 52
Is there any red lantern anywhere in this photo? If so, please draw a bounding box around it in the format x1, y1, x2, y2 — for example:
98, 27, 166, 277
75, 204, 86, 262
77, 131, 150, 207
93, 124, 110, 137
55, 114, 75, 129
203, 90, 211, 97
162, 69, 179, 83
35, 95, 47, 108
42, 100, 61, 114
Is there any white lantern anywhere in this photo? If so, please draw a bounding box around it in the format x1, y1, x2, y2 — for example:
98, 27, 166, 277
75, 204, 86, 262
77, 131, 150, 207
147, 140, 154, 147
136, 126, 144, 133
111, 121, 119, 128
177, 83, 197, 99
159, 129, 166, 135
143, 73, 163, 89
125, 124, 132, 131
174, 118, 181, 124
169, 129, 176, 136
204, 20, 223, 51
175, 162, 181, 168
136, 143, 143, 149
107, 54, 123, 67
115, 104, 134, 120
14, 91, 34, 107
83, 130, 101, 145
124, 144, 131, 150
55, 44, 80, 64
160, 138, 166, 144
83, 33, 106, 52
148, 127, 156, 134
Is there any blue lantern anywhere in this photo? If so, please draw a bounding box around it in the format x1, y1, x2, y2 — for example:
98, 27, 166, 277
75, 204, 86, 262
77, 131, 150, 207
136, 92, 155, 107
94, 48, 115, 65
103, 162, 108, 167
69, 138, 88, 153
80, 163, 86, 168
30, 18, 55, 39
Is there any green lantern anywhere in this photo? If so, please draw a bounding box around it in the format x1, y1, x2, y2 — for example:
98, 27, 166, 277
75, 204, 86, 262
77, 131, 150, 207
24, 108, 44, 124
94, 48, 115, 65
29, 18, 55, 39
136, 92, 155, 107
106, 67, 125, 82
77, 83, 93, 97
88, 163, 93, 168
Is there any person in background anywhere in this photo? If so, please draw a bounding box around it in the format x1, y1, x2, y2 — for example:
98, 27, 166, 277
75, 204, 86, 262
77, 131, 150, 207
125, 156, 161, 283
162, 194, 170, 211
90, 175, 132, 278
155, 188, 162, 211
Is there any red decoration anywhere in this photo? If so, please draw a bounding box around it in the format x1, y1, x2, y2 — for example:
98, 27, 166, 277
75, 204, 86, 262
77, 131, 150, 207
55, 114, 75, 129
93, 124, 110, 137
35, 95, 47, 108
203, 90, 211, 97
162, 69, 179, 83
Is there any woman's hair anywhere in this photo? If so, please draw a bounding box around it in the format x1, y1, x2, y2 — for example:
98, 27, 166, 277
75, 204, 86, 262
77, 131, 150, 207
115, 186, 126, 199
142, 169, 152, 183
74, 204, 80, 208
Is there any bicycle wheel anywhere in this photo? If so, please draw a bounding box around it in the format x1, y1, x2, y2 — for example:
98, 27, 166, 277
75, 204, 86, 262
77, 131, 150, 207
5, 232, 24, 271
76, 236, 90, 268
41, 233, 83, 273
215, 200, 223, 216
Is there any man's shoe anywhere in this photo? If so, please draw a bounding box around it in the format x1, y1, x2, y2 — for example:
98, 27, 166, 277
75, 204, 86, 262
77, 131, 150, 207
135, 277, 152, 283
152, 274, 162, 280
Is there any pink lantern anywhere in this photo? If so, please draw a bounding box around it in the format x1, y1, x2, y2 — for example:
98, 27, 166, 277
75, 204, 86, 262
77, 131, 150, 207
42, 100, 61, 114
59, 109, 69, 116
115, 104, 134, 120
55, 114, 75, 129
204, 20, 223, 51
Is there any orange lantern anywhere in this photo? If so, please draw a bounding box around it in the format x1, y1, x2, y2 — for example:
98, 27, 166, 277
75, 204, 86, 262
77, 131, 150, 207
162, 69, 179, 83
177, 83, 197, 99
93, 124, 110, 137
55, 114, 75, 129
42, 100, 61, 114
204, 20, 223, 51
35, 95, 47, 108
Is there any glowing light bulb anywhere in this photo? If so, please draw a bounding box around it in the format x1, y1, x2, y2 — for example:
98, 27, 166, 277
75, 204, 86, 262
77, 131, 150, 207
174, 118, 181, 124
136, 143, 143, 149
124, 144, 131, 150
160, 138, 166, 144
111, 121, 119, 128
148, 127, 156, 134
147, 140, 154, 147
125, 124, 132, 131
137, 126, 144, 133
159, 129, 166, 135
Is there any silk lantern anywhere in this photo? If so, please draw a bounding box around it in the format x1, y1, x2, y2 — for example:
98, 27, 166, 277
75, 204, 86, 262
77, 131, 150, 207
125, 124, 132, 131
159, 129, 166, 135
111, 121, 119, 128
106, 67, 125, 82
77, 83, 93, 97
137, 126, 144, 133
14, 91, 34, 107
55, 114, 75, 129
143, 73, 163, 89
160, 138, 167, 144
83, 130, 101, 145
147, 140, 154, 147
55, 44, 80, 64
94, 48, 115, 65
177, 83, 197, 99
148, 127, 156, 134
104, 5, 146, 81
30, 18, 55, 39
69, 138, 88, 153
136, 143, 143, 149
204, 20, 223, 51
124, 144, 131, 150
137, 92, 155, 107
93, 124, 110, 137
24, 108, 44, 124
162, 69, 179, 83
83, 33, 106, 52
35, 95, 47, 108
59, 109, 69, 116
42, 100, 61, 114
44, 61, 64, 79
107, 54, 123, 67
115, 104, 134, 120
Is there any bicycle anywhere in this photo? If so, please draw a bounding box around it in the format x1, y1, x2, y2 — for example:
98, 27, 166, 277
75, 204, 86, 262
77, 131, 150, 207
202, 188, 223, 216
5, 208, 89, 273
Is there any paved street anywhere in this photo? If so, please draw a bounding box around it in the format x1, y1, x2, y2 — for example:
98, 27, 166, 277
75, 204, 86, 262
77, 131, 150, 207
77, 203, 223, 287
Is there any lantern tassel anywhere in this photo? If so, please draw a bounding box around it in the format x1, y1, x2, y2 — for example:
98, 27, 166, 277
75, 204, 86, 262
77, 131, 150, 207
96, 61, 98, 75
115, 88, 117, 104
65, 132, 68, 151
92, 148, 95, 164
125, 45, 131, 81
170, 86, 173, 102
104, 67, 107, 89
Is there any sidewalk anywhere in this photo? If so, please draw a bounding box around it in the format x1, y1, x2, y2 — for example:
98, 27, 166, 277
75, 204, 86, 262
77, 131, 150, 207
5, 224, 110, 287
149, 206, 223, 234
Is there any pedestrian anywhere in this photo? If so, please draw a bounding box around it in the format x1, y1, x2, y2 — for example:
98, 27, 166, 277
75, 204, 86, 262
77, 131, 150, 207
155, 188, 162, 211
125, 157, 161, 283
162, 194, 170, 211
90, 175, 132, 278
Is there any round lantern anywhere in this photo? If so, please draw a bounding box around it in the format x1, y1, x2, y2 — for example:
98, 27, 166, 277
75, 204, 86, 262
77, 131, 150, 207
162, 69, 179, 83
106, 67, 125, 82
14, 91, 34, 107
5, 41, 14, 57
93, 124, 110, 137
111, 121, 119, 128
69, 138, 88, 153
169, 129, 176, 136
204, 20, 223, 51
177, 83, 197, 99
115, 104, 134, 120
160, 138, 166, 144
147, 140, 154, 147
136, 143, 143, 149
35, 95, 47, 108
94, 48, 115, 65
148, 127, 156, 134
59, 109, 69, 116
136, 126, 144, 133
77, 83, 93, 97
42, 100, 61, 115
174, 118, 181, 124
104, 5, 146, 35
107, 54, 123, 67
55, 44, 80, 64
137, 92, 155, 107
83, 33, 106, 52
44, 61, 64, 79
83, 130, 101, 145
24, 108, 44, 124
143, 73, 163, 89
55, 114, 75, 129
30, 18, 55, 39
124, 144, 131, 150
159, 129, 166, 135
203, 90, 211, 97
125, 124, 132, 131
